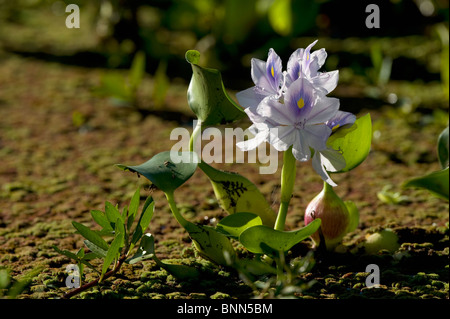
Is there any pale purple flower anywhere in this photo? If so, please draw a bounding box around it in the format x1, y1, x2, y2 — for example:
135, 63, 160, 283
238, 77, 339, 163
235, 48, 283, 109
236, 42, 351, 186
286, 40, 339, 94
326, 111, 356, 132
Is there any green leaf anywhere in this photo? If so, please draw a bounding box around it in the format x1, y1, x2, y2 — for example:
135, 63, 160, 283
117, 151, 198, 193
127, 188, 141, 231
72, 222, 109, 251
239, 219, 321, 255
101, 232, 124, 280
129, 51, 145, 91
83, 240, 108, 258
52, 246, 79, 261
126, 233, 155, 264
185, 222, 236, 266
105, 201, 123, 226
186, 50, 245, 126
91, 210, 113, 231
327, 113, 372, 173
216, 212, 262, 238
438, 126, 449, 169
403, 167, 449, 201
131, 197, 155, 246
199, 162, 276, 227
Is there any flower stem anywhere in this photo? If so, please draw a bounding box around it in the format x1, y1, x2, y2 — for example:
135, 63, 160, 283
274, 147, 297, 231
165, 191, 189, 229
189, 120, 202, 153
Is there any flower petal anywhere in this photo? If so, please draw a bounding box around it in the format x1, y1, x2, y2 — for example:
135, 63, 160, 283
307, 96, 339, 125
268, 126, 296, 152
266, 48, 283, 93
251, 58, 274, 93
319, 148, 346, 172
312, 152, 338, 187
257, 97, 297, 126
304, 124, 331, 151
284, 77, 315, 120
326, 110, 356, 131
292, 130, 311, 161
311, 70, 339, 94
236, 87, 266, 109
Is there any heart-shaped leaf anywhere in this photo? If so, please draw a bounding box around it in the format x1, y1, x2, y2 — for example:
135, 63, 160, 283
186, 50, 245, 126
239, 219, 321, 255
216, 212, 262, 238
185, 222, 236, 266
117, 151, 198, 193
199, 162, 276, 227
327, 113, 372, 173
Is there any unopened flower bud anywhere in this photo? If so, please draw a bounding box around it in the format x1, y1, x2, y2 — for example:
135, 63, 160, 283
304, 182, 350, 251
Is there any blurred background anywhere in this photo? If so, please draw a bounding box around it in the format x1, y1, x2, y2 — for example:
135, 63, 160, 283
0, 0, 448, 111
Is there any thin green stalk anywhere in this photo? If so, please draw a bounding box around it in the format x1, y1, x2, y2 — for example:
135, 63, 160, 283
189, 120, 202, 153
165, 191, 189, 229
274, 147, 297, 231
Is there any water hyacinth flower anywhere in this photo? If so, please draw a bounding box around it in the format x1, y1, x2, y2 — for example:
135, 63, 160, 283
236, 41, 354, 186
237, 77, 345, 186
285, 40, 339, 94
235, 48, 284, 109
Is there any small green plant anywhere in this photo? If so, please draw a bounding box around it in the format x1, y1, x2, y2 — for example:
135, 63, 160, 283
403, 126, 449, 201
53, 188, 155, 298
94, 51, 169, 110
0, 267, 42, 299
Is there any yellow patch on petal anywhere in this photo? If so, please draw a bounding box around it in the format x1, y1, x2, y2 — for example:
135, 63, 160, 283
332, 124, 340, 132
297, 98, 305, 109
271, 66, 274, 78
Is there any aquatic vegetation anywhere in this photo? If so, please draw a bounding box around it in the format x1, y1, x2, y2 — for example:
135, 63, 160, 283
55, 41, 374, 298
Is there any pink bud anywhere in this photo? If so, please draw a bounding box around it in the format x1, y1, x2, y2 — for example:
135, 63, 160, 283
304, 183, 350, 251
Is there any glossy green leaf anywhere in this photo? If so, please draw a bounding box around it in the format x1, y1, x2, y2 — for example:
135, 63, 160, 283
327, 113, 372, 173
117, 151, 198, 193
184, 222, 236, 266
126, 233, 155, 264
72, 222, 109, 251
216, 212, 262, 238
105, 201, 123, 226
130, 197, 155, 246
199, 162, 276, 227
438, 126, 449, 169
403, 167, 449, 201
127, 188, 141, 231
90, 210, 113, 232
186, 50, 245, 126
83, 240, 107, 258
101, 231, 124, 279
239, 219, 321, 255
